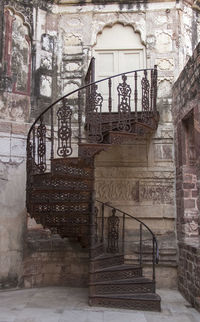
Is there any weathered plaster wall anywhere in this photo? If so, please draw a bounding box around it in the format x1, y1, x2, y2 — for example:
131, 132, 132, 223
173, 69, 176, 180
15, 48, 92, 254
0, 1, 33, 287
0, 121, 28, 287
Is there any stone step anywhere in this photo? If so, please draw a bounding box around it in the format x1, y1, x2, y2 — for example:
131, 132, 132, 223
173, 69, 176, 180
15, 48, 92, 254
89, 293, 161, 311
89, 277, 155, 295
90, 253, 124, 271
90, 264, 142, 282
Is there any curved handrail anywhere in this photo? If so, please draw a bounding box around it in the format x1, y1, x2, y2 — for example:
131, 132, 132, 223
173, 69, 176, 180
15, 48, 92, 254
96, 199, 159, 264
27, 66, 158, 175
27, 66, 157, 140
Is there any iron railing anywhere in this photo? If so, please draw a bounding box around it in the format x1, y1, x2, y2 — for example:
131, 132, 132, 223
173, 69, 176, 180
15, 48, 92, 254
27, 64, 158, 175
93, 200, 159, 282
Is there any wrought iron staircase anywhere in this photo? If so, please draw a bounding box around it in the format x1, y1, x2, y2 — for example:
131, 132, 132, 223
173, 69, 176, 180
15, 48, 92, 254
26, 61, 161, 311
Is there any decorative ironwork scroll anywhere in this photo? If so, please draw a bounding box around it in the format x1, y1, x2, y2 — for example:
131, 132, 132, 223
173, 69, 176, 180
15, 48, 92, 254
117, 75, 132, 132
57, 98, 72, 157
27, 139, 33, 173
37, 117, 46, 173
107, 209, 120, 253
141, 70, 150, 121
87, 84, 103, 143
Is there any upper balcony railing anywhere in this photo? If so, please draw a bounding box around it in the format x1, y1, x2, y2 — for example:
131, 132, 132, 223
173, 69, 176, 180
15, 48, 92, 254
27, 61, 158, 175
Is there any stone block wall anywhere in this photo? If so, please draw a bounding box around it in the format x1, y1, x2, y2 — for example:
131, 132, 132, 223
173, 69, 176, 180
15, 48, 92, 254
178, 239, 200, 311
23, 227, 89, 288
172, 42, 200, 310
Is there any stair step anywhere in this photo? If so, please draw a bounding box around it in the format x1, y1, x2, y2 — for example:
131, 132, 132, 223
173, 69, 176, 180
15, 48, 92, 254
89, 277, 155, 295
90, 264, 142, 282
90, 244, 104, 258
108, 131, 138, 145
51, 158, 94, 178
31, 174, 93, 191
30, 190, 91, 203
89, 293, 161, 311
31, 202, 91, 215
90, 253, 124, 270
78, 143, 111, 159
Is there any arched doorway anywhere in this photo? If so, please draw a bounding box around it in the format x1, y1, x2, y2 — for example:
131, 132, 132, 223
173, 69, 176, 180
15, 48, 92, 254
93, 24, 146, 111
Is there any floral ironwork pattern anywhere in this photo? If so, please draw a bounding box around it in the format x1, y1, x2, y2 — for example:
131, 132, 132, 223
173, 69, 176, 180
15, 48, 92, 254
107, 209, 120, 253
57, 98, 72, 157
117, 75, 132, 132
87, 84, 103, 143
37, 117, 46, 173
141, 70, 150, 121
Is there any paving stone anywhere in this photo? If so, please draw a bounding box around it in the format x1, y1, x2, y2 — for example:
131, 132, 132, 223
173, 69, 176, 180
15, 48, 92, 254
104, 311, 147, 322
60, 309, 104, 322
0, 288, 199, 322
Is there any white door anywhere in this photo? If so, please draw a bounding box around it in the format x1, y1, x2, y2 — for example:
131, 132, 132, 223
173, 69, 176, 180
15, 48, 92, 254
93, 24, 145, 112
95, 49, 144, 111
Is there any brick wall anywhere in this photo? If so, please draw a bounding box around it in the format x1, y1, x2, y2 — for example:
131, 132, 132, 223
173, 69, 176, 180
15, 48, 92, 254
178, 240, 200, 311
172, 42, 200, 311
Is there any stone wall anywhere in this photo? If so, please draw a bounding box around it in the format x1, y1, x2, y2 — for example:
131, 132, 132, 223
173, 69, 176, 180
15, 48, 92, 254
178, 239, 200, 311
172, 42, 200, 310
23, 228, 89, 288
0, 0, 200, 289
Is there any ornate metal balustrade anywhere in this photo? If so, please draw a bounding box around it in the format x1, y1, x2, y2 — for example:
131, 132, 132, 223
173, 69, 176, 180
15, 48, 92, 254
27, 63, 158, 177
92, 200, 159, 282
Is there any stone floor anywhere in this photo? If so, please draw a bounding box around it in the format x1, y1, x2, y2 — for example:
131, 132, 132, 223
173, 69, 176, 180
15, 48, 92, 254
0, 287, 199, 322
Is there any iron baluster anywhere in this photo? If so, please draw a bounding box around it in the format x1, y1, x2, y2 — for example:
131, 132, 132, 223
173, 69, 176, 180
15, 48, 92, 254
140, 223, 143, 266
94, 206, 98, 243
108, 78, 112, 132
153, 65, 158, 113
117, 74, 132, 132
107, 208, 120, 253
141, 69, 150, 122
150, 69, 154, 112
91, 57, 95, 83
153, 236, 155, 282
50, 106, 54, 162
57, 98, 72, 157
33, 126, 36, 170
87, 84, 103, 143
37, 116, 47, 173
78, 91, 82, 144
134, 71, 138, 122
122, 213, 125, 254
90, 190, 96, 258
101, 202, 104, 243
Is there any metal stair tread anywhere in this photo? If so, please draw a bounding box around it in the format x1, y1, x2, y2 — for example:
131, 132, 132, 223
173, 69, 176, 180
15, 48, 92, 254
90, 264, 141, 273
89, 293, 161, 301
108, 130, 138, 136
30, 188, 92, 192
90, 253, 123, 261
89, 277, 154, 286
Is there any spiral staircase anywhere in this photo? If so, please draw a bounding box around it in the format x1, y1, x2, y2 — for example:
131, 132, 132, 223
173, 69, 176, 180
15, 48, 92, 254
26, 59, 161, 311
